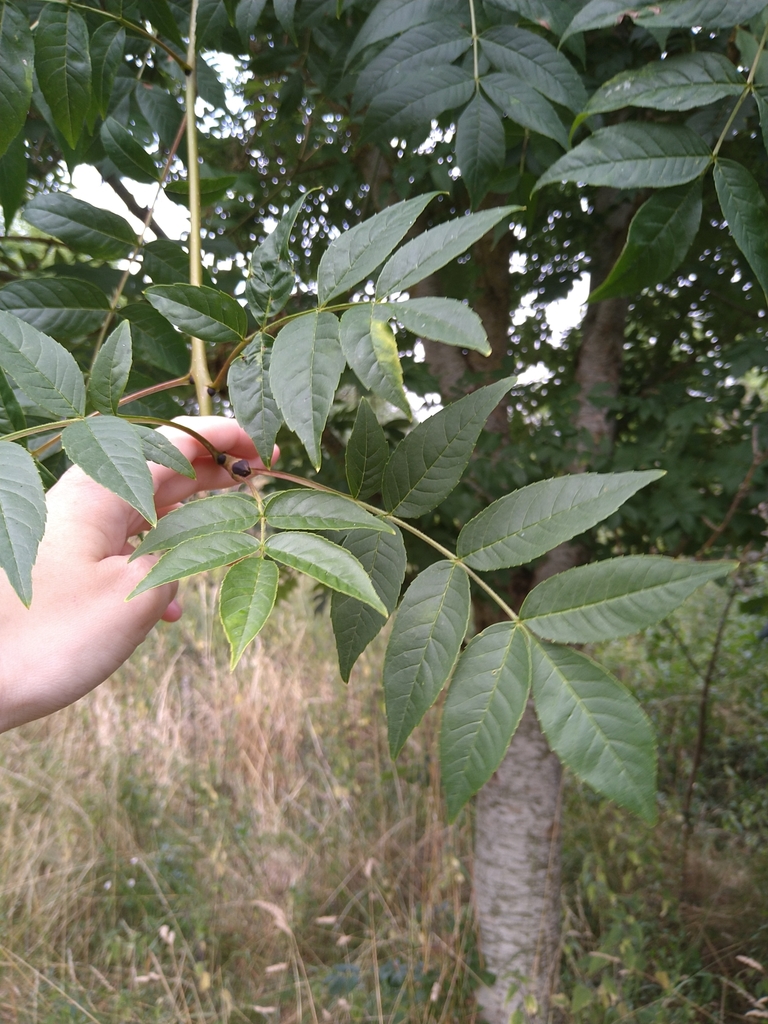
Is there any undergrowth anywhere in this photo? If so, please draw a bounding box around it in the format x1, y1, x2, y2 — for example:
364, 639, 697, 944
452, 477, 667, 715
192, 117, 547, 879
0, 578, 766, 1022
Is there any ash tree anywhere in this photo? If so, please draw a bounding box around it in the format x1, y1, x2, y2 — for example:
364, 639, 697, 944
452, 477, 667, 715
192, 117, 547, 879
1, 0, 767, 1020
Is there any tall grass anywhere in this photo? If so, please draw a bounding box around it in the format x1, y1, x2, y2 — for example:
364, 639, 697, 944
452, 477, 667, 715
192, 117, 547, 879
1, 579, 766, 1022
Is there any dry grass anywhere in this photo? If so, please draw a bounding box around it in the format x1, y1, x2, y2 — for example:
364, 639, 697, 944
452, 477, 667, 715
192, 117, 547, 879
0, 578, 478, 1023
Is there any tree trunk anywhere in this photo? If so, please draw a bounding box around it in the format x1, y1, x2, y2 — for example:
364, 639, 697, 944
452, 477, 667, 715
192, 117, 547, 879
474, 704, 562, 1022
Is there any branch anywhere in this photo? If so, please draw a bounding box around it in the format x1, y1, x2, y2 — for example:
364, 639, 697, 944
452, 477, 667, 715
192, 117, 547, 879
696, 425, 767, 556
105, 177, 169, 240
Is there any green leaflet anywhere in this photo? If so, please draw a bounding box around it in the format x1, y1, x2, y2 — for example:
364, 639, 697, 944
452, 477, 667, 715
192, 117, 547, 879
317, 193, 438, 305
346, 398, 389, 500
25, 194, 136, 260
235, 0, 267, 43
165, 176, 237, 206
535, 124, 712, 192
62, 417, 157, 525
263, 531, 387, 615
480, 73, 569, 150
520, 555, 737, 643
347, 0, 456, 66
384, 559, 470, 757
34, 4, 91, 149
479, 24, 587, 112
269, 311, 345, 469
384, 297, 490, 354
228, 336, 281, 468
145, 284, 248, 344
0, 0, 34, 158
361, 66, 475, 146
457, 470, 664, 570
120, 303, 189, 376
0, 129, 27, 228
455, 93, 506, 208
246, 195, 304, 324
136, 0, 184, 46
339, 304, 410, 416
0, 365, 25, 434
220, 556, 279, 668
530, 637, 657, 823
0, 309, 86, 418
589, 183, 703, 302
135, 84, 184, 149
130, 533, 260, 597
440, 623, 531, 821
134, 425, 195, 478
583, 52, 744, 118
131, 493, 259, 558
142, 240, 192, 285
0, 278, 111, 339
88, 321, 132, 415
383, 376, 515, 518
265, 488, 394, 534
563, 0, 767, 40
353, 22, 471, 110
274, 0, 297, 37
331, 526, 406, 682
376, 206, 519, 297
0, 442, 46, 606
100, 118, 159, 184
714, 158, 768, 297
89, 23, 125, 121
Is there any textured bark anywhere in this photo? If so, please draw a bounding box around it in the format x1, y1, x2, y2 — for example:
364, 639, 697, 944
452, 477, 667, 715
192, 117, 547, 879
475, 704, 562, 1023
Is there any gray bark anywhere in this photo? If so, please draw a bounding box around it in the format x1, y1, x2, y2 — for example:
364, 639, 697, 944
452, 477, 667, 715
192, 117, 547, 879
475, 704, 562, 1023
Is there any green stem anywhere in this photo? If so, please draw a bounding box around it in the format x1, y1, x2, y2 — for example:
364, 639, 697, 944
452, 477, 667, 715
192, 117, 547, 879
713, 22, 768, 158
253, 469, 519, 622
118, 375, 193, 408
185, 0, 213, 415
1, 419, 81, 445
468, 0, 479, 84
42, 0, 190, 70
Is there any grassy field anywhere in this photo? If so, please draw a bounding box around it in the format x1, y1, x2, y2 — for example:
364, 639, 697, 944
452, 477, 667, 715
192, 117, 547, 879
0, 577, 766, 1022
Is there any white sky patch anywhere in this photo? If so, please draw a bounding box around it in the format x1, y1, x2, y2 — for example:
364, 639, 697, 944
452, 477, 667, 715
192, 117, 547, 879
546, 272, 589, 346
70, 165, 190, 240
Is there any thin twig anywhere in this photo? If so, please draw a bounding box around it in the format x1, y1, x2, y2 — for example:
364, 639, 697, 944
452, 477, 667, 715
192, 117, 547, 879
697, 426, 767, 556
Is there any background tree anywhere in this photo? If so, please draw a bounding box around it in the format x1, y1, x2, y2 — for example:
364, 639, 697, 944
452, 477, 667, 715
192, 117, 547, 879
1, 1, 768, 1021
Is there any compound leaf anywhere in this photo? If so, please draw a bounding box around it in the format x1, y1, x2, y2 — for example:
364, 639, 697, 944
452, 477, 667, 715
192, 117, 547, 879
270, 311, 345, 469
331, 525, 406, 681
264, 531, 387, 614
384, 559, 470, 757
440, 622, 530, 821
61, 416, 156, 524
530, 637, 657, 822
521, 555, 737, 642
383, 376, 514, 517
220, 556, 279, 667
0, 442, 46, 606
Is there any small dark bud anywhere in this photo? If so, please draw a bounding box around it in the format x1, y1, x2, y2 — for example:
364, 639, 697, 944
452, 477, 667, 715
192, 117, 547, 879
215, 452, 227, 465
207, 386, 216, 396
188, 375, 195, 386
231, 459, 252, 478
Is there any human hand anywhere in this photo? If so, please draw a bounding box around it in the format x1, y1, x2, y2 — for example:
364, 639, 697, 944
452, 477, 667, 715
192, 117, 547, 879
0, 417, 268, 733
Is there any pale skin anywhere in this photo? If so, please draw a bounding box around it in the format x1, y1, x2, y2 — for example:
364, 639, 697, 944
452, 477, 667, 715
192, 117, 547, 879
0, 417, 267, 734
